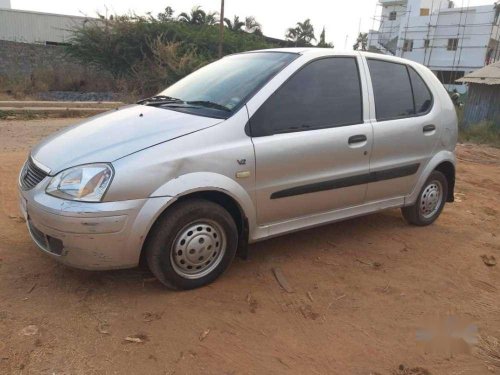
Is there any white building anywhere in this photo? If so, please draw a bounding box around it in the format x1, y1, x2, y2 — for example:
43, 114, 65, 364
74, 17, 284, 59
368, 0, 500, 92
0, 7, 93, 45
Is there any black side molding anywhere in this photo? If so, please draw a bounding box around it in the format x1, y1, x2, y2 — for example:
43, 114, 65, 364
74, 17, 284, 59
270, 163, 420, 199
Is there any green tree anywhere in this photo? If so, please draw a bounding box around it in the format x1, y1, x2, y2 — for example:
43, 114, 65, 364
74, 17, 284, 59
66, 14, 276, 95
317, 27, 334, 48
245, 16, 262, 35
353, 32, 368, 51
157, 6, 175, 22
178, 6, 218, 26
286, 19, 316, 46
224, 15, 245, 31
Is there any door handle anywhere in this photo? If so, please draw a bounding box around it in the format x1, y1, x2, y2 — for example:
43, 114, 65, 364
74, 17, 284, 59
348, 134, 367, 144
423, 124, 436, 133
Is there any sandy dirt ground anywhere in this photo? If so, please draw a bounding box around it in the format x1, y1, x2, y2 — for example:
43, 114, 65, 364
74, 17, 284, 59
0, 118, 499, 375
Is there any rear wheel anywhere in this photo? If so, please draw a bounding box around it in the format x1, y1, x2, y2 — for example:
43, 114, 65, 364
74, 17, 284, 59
402, 170, 448, 226
146, 199, 238, 290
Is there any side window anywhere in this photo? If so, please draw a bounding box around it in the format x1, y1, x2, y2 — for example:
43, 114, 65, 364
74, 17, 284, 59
250, 57, 363, 137
408, 67, 432, 114
368, 59, 414, 121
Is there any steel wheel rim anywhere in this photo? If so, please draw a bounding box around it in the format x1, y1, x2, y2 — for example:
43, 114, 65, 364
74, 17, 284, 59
170, 219, 227, 279
419, 180, 443, 219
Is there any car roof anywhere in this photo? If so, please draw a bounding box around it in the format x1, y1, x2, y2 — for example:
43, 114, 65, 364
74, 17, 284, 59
233, 48, 429, 72
242, 48, 414, 61
246, 47, 355, 55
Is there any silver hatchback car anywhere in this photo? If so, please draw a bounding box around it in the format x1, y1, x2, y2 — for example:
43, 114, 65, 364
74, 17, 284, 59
19, 48, 457, 289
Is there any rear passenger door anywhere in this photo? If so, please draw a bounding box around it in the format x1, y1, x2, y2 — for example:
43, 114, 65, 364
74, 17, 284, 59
364, 58, 439, 202
248, 56, 372, 225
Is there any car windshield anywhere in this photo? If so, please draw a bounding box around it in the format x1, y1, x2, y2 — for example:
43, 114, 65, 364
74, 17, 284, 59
156, 52, 298, 118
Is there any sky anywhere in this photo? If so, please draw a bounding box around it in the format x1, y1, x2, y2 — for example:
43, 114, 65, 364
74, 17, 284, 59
11, 0, 495, 49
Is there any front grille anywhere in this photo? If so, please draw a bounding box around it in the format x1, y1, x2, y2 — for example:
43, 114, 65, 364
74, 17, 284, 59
20, 158, 48, 190
28, 219, 64, 256
28, 219, 47, 248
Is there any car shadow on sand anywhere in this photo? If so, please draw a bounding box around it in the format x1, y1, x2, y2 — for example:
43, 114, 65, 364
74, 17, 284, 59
48, 208, 411, 295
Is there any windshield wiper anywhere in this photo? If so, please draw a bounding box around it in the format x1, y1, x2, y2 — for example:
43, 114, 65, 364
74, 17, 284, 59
137, 95, 184, 105
186, 100, 231, 112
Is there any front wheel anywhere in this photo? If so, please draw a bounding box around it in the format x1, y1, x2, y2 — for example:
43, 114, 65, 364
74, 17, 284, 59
146, 199, 238, 290
402, 170, 448, 226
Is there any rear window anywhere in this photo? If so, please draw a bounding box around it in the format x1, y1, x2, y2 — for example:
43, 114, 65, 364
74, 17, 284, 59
368, 59, 433, 121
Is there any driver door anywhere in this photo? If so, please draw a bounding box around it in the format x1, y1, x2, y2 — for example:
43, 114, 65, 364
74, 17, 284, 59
248, 56, 372, 225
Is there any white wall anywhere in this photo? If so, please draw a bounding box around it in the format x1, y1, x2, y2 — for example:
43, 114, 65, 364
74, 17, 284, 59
369, 1, 499, 71
0, 9, 92, 44
368, 0, 499, 92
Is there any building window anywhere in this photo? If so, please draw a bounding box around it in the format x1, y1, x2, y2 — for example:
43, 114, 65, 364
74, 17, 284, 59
424, 39, 430, 48
447, 38, 459, 51
403, 39, 414, 52
389, 11, 397, 21
420, 8, 430, 16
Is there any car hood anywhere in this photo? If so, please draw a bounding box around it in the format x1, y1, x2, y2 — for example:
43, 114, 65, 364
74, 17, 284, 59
32, 105, 223, 174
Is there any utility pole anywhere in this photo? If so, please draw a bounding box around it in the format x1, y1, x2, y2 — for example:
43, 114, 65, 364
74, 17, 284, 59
219, 0, 225, 58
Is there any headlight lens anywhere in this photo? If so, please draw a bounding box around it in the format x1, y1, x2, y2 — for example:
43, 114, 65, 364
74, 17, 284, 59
46, 164, 113, 202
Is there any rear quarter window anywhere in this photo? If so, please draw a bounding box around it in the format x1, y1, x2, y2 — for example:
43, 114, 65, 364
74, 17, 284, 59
408, 66, 433, 114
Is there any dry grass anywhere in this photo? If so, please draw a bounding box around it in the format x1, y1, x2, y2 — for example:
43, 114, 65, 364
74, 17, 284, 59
456, 107, 500, 148
459, 122, 500, 148
0, 66, 116, 99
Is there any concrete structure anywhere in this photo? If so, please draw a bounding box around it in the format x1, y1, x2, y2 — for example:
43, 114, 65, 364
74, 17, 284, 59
0, 8, 93, 45
368, 0, 500, 92
456, 61, 500, 125
0, 9, 111, 95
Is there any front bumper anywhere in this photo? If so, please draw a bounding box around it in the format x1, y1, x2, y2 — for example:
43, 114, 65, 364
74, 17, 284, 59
19, 183, 173, 270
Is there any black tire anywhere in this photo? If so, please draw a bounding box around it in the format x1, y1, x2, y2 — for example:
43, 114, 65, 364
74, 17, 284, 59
402, 170, 448, 226
146, 199, 238, 290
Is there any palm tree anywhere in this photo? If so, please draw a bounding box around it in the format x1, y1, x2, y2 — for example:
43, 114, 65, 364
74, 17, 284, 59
317, 27, 334, 48
178, 6, 218, 26
224, 15, 245, 31
157, 6, 175, 22
205, 11, 218, 26
286, 19, 316, 46
353, 32, 368, 51
245, 16, 262, 35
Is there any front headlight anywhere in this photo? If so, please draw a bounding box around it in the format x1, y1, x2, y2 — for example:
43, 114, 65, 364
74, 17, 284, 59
46, 164, 114, 202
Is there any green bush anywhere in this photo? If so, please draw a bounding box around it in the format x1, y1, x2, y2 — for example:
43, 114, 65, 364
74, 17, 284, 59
66, 15, 278, 96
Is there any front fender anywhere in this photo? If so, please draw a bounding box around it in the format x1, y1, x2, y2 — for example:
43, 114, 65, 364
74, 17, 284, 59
405, 150, 456, 205
151, 172, 257, 233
